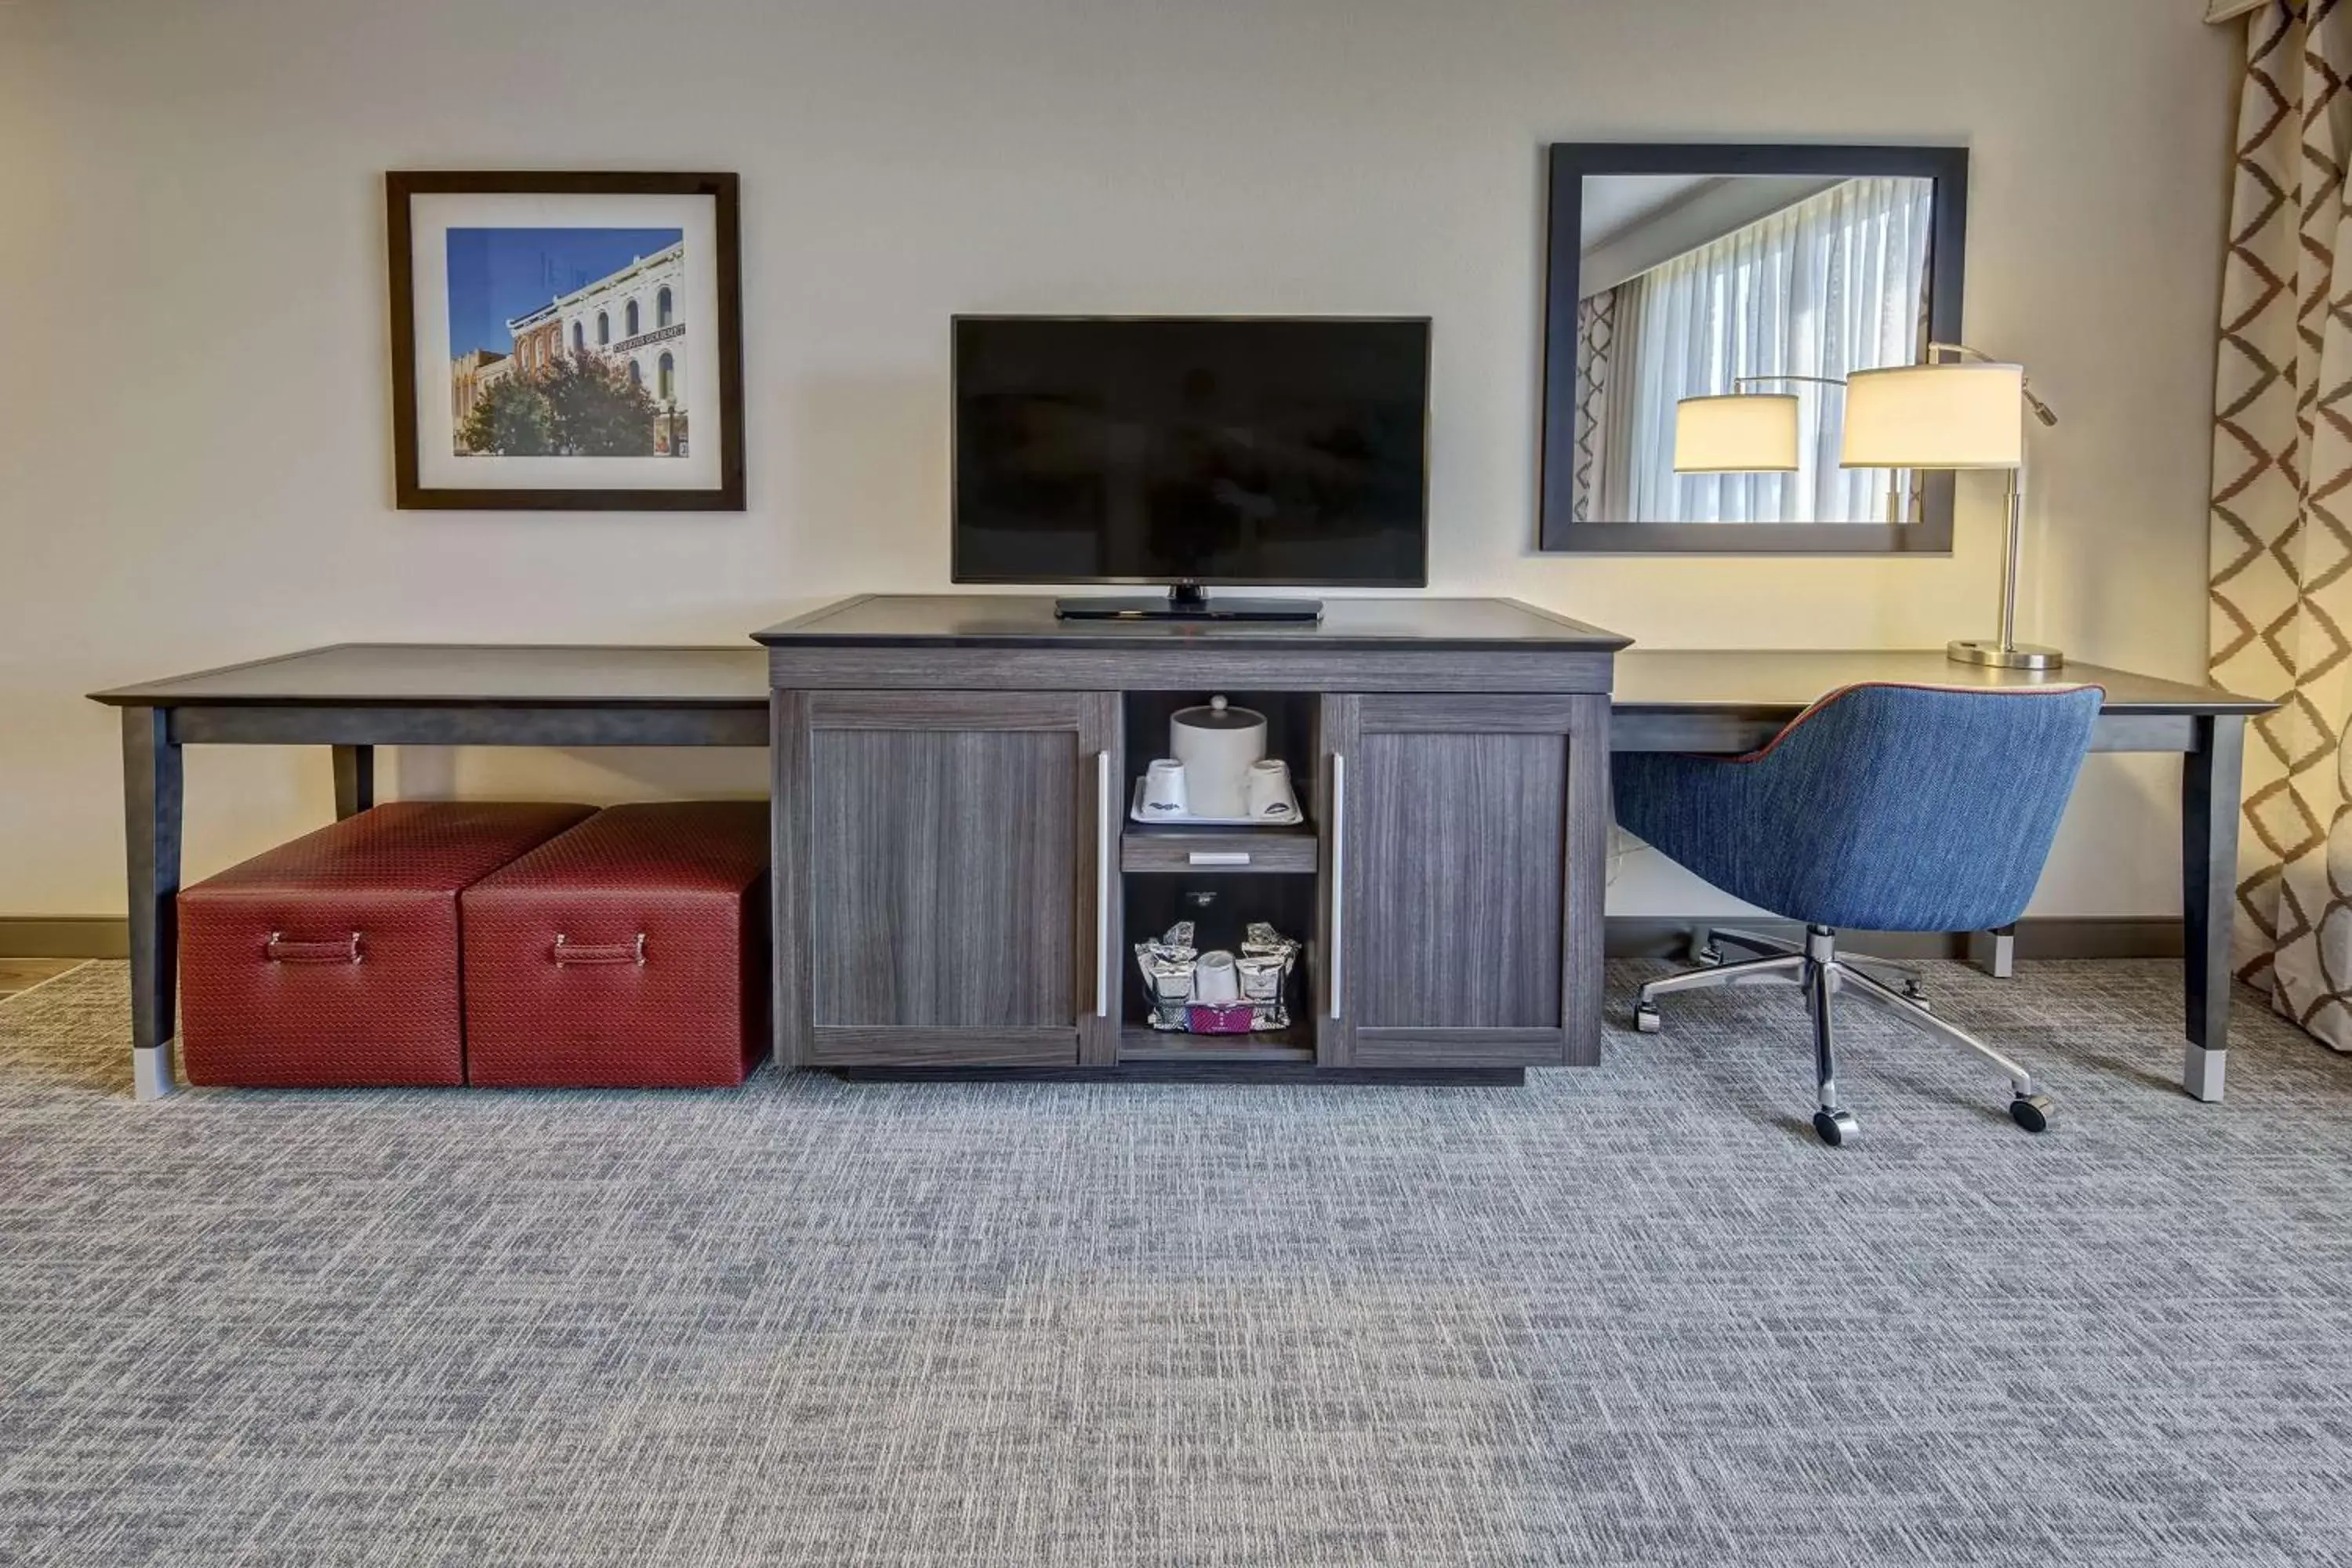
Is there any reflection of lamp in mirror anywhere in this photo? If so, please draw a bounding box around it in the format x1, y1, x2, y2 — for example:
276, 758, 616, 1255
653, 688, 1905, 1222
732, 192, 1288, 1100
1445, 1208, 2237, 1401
1841, 344, 2061, 670
1672, 391, 1800, 474
1671, 374, 1857, 474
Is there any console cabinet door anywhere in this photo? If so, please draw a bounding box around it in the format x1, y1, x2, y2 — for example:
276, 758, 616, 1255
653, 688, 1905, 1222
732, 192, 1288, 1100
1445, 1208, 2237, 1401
776, 690, 1119, 1068
1321, 694, 1608, 1069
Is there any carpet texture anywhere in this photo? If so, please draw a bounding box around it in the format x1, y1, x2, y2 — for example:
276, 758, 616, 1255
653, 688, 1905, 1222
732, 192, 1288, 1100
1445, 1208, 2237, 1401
3, 960, 2350, 1566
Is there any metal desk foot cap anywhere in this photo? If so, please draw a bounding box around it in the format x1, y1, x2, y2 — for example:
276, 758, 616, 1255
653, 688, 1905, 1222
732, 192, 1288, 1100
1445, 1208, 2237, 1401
132, 1044, 177, 1102
2183, 1044, 2227, 1103
1967, 926, 2017, 979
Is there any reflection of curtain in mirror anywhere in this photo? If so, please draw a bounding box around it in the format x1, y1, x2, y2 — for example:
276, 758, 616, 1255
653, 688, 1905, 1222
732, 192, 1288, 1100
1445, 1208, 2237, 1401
1616, 176, 1933, 523
1570, 290, 1617, 521
1599, 281, 1646, 517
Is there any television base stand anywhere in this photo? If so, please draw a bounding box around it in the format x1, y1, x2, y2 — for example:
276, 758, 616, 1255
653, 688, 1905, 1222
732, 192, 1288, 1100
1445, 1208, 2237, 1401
1053, 586, 1324, 623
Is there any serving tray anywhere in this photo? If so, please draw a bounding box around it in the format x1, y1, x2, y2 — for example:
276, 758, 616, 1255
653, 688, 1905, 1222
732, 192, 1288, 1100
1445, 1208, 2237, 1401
1129, 778, 1301, 828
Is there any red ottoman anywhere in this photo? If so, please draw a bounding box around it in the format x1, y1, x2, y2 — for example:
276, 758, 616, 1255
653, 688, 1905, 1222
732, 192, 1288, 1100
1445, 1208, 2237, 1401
460, 801, 770, 1088
178, 801, 596, 1087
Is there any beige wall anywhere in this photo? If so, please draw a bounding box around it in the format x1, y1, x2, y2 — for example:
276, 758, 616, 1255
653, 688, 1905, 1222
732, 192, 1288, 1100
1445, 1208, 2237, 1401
0, 0, 2234, 921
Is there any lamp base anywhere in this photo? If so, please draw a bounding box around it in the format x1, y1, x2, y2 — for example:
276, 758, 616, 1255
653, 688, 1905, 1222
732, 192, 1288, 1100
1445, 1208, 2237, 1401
1947, 638, 2064, 671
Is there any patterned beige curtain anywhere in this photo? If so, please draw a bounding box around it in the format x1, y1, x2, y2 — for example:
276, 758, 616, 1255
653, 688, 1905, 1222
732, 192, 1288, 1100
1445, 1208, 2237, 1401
2210, 0, 2352, 1046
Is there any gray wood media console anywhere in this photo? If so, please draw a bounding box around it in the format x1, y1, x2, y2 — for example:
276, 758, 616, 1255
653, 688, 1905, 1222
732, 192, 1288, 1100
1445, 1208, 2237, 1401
756, 596, 1628, 1083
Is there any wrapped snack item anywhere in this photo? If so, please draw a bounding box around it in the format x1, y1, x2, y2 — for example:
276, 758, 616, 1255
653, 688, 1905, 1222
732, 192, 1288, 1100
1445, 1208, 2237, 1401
1241, 921, 1297, 962
1238, 922, 1301, 1030
1134, 922, 1199, 1032
1234, 953, 1289, 1029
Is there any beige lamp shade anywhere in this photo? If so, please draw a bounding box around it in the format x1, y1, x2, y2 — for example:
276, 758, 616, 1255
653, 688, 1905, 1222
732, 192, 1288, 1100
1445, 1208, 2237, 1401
1839, 361, 2025, 470
1672, 393, 1800, 474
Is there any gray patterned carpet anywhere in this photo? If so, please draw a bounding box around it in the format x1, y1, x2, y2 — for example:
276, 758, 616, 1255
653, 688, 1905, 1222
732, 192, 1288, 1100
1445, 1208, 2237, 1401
4, 960, 2352, 1566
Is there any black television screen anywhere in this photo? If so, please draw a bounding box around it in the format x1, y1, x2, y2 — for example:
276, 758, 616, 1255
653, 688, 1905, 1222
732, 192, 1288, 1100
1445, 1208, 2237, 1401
953, 317, 1430, 587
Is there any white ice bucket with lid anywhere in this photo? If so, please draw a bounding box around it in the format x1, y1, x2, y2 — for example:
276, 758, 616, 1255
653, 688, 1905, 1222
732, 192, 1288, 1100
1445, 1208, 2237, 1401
1169, 695, 1267, 818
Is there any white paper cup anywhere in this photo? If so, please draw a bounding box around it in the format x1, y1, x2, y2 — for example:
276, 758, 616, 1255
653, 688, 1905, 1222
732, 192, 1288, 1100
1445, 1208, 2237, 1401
1244, 758, 1299, 822
1194, 950, 1240, 1004
1142, 758, 1190, 816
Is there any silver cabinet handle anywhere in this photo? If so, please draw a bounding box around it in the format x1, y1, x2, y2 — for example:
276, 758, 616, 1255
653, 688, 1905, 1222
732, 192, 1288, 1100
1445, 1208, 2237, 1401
1188, 851, 1250, 866
1329, 752, 1345, 1020
1096, 750, 1112, 1018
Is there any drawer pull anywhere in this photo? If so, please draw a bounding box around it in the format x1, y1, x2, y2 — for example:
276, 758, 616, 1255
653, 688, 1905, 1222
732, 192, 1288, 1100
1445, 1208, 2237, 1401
1188, 851, 1251, 866
553, 933, 646, 966
267, 931, 361, 965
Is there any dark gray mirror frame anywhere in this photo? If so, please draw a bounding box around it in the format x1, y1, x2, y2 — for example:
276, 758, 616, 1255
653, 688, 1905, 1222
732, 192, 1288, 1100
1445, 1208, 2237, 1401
1538, 142, 1970, 555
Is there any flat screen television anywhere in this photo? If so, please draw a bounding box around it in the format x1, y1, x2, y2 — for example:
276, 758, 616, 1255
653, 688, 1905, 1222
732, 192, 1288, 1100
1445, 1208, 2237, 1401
952, 316, 1431, 620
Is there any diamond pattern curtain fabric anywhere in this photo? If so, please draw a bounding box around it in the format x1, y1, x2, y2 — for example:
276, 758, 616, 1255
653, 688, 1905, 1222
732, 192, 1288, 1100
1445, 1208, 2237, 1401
2210, 0, 2352, 1045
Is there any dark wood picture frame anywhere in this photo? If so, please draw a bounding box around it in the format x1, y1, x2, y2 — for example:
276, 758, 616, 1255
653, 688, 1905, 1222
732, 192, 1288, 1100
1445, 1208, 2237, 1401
1537, 143, 1969, 555
387, 170, 746, 511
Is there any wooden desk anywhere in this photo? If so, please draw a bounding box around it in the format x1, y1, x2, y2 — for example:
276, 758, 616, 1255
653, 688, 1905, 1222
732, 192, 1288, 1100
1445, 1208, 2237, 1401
90, 637, 2268, 1103
90, 644, 771, 1101
1612, 650, 2272, 1102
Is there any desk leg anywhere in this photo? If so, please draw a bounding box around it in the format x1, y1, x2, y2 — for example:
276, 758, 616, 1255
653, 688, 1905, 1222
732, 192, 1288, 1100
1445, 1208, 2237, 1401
332, 745, 375, 819
2182, 713, 2246, 1102
122, 706, 182, 1102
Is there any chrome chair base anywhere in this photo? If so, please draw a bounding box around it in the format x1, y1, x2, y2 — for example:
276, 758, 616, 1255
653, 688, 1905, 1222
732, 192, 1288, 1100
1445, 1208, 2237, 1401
1691, 924, 1927, 1002
1635, 924, 2049, 1146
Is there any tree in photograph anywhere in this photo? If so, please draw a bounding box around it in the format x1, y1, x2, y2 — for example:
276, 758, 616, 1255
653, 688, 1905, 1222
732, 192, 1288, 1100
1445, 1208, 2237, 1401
539, 353, 659, 456
459, 378, 555, 456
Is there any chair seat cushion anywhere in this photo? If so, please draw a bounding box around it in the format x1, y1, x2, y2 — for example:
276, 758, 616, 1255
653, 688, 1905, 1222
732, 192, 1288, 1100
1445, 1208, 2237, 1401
459, 801, 770, 1088
177, 801, 597, 1087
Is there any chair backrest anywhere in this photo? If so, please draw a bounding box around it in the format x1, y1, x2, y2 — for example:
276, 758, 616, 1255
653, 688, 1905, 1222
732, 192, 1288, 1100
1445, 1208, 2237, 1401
1744, 681, 2104, 933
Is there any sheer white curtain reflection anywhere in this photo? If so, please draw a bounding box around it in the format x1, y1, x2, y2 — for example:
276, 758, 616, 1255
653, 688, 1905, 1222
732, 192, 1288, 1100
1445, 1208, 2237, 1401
1605, 177, 1933, 524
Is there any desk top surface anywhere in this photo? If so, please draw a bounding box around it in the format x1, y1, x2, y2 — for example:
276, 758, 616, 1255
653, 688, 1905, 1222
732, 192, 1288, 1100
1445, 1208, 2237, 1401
89, 630, 2269, 717
1610, 649, 2270, 716
753, 595, 1630, 650
89, 644, 772, 707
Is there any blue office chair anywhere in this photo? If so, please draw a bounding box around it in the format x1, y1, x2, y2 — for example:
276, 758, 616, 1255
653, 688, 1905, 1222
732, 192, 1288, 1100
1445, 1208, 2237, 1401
1613, 681, 2103, 1146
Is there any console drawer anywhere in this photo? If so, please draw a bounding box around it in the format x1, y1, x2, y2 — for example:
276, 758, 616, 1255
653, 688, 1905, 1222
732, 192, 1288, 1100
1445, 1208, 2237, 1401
1121, 831, 1318, 874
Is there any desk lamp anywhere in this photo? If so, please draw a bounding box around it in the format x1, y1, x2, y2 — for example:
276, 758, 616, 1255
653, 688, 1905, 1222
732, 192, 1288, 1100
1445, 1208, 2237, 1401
1842, 344, 2061, 669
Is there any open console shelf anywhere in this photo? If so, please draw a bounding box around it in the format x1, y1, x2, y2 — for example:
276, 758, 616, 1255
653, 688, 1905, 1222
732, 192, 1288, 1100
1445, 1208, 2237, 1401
1118, 872, 1316, 1067
1116, 1027, 1316, 1065
1120, 690, 1319, 824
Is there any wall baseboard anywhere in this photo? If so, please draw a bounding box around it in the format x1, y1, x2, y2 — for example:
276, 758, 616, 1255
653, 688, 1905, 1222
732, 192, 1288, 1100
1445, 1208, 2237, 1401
1604, 916, 2183, 962
0, 919, 130, 959
2, 914, 2187, 964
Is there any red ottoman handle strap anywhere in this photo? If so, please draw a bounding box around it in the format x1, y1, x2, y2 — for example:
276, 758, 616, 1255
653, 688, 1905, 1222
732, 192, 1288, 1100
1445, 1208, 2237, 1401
266, 931, 363, 964
551, 933, 647, 967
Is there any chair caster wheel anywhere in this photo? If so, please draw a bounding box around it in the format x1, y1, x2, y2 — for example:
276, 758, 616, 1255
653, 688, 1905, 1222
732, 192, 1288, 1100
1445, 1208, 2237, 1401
1634, 1003, 1662, 1034
2009, 1094, 2054, 1134
1813, 1108, 1860, 1146
1903, 982, 1928, 1005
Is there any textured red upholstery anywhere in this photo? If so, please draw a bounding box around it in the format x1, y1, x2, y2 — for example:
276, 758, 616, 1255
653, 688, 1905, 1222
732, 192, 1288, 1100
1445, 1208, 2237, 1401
178, 802, 596, 1087
461, 801, 771, 1088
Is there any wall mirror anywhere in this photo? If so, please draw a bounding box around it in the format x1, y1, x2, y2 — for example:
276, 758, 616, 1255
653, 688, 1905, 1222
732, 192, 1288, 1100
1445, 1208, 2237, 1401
1539, 143, 1969, 554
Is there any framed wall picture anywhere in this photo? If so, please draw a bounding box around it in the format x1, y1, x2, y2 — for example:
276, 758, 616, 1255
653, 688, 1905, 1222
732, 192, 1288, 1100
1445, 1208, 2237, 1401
387, 171, 746, 510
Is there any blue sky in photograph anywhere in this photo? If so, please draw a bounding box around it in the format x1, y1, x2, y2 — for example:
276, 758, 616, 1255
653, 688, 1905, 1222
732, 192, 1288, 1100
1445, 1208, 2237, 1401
445, 227, 683, 358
